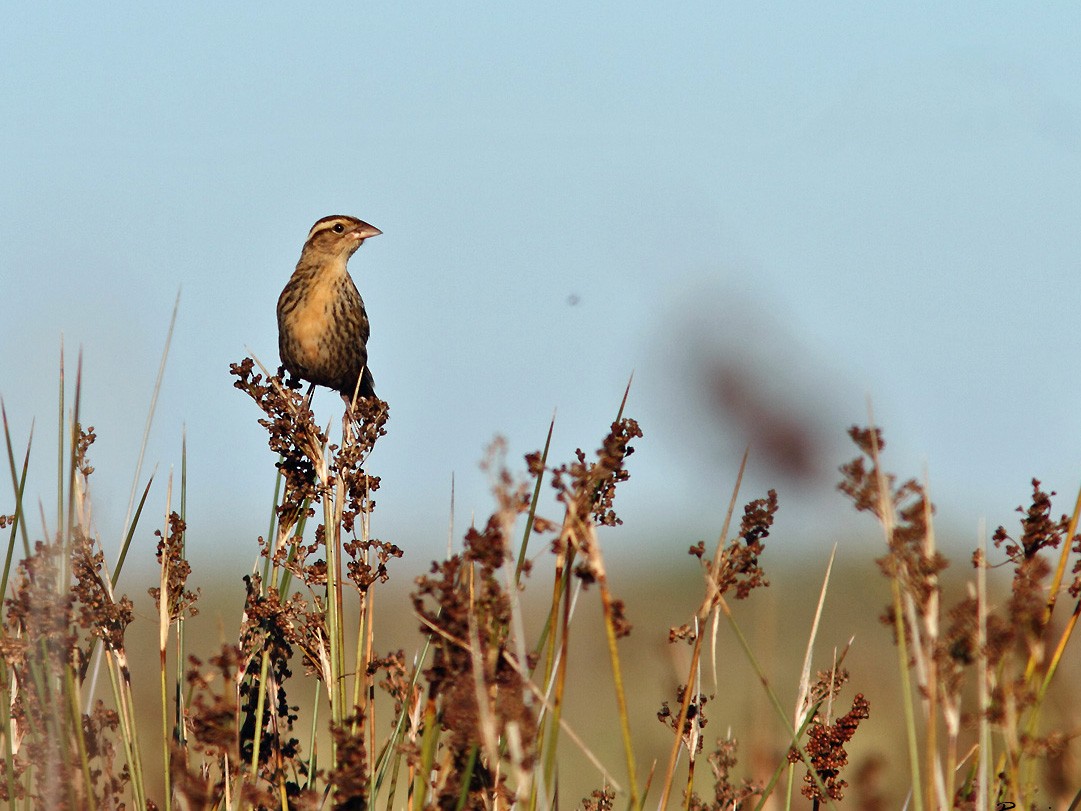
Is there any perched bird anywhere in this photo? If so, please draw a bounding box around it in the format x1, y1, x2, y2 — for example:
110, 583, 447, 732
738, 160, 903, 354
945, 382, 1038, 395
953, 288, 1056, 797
277, 215, 382, 405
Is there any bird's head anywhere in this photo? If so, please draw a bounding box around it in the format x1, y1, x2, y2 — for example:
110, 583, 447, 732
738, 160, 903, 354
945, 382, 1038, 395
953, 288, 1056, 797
303, 215, 382, 261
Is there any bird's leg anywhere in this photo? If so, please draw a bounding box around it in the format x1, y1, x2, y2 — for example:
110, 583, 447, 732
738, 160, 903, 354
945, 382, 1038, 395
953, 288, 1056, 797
341, 392, 361, 438
341, 367, 368, 435
341, 404, 353, 441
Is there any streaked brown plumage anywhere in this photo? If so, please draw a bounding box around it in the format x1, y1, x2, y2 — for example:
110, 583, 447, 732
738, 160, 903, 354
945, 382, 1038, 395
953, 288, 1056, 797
277, 215, 382, 403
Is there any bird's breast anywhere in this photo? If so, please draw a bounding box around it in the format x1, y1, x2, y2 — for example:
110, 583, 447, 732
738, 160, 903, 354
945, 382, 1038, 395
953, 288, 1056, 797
280, 271, 347, 368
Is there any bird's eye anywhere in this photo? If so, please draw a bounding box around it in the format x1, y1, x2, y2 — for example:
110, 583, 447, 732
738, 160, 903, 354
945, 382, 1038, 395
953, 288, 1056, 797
332, 223, 345, 233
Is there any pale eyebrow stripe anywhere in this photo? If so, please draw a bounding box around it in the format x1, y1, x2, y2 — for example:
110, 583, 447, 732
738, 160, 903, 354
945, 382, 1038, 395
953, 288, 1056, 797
306, 217, 351, 241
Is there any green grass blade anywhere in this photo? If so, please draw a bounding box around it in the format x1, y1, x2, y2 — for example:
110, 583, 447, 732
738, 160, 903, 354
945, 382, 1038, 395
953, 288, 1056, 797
113, 475, 154, 588
56, 337, 64, 544
1, 403, 33, 600
517, 413, 554, 584
118, 289, 179, 568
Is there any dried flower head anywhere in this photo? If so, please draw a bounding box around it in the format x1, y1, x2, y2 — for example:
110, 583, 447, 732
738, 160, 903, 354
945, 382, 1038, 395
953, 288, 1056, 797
788, 693, 870, 802
148, 511, 199, 624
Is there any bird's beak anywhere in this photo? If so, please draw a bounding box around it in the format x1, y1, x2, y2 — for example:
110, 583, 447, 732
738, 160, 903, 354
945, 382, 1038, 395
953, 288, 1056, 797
353, 222, 382, 241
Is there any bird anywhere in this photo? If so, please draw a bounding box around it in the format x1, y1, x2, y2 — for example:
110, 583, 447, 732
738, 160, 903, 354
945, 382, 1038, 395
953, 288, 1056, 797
277, 215, 382, 408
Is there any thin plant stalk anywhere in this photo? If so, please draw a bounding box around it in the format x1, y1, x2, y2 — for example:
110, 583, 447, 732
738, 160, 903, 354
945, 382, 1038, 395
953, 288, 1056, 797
595, 561, 639, 810
261, 465, 284, 588
65, 648, 95, 811
119, 290, 179, 562
413, 698, 440, 811
538, 546, 575, 800
305, 680, 322, 792
499, 519, 544, 808
112, 477, 154, 588
250, 650, 272, 780
712, 598, 838, 811
323, 452, 345, 742
918, 473, 945, 811
351, 590, 369, 726
106, 647, 147, 810
516, 414, 554, 585
158, 478, 174, 811
373, 642, 430, 809
866, 415, 925, 811
658, 450, 746, 810
1016, 484, 1081, 791
63, 349, 84, 589
175, 432, 188, 751
56, 339, 64, 545
1, 404, 33, 598
1007, 485, 1080, 794
976, 522, 990, 811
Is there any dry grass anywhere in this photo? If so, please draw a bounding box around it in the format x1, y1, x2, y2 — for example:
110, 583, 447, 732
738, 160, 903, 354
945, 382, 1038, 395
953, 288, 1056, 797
1, 351, 1079, 810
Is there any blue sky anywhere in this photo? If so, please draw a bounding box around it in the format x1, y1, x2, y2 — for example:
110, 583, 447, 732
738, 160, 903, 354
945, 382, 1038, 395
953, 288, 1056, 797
2, 3, 1080, 569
